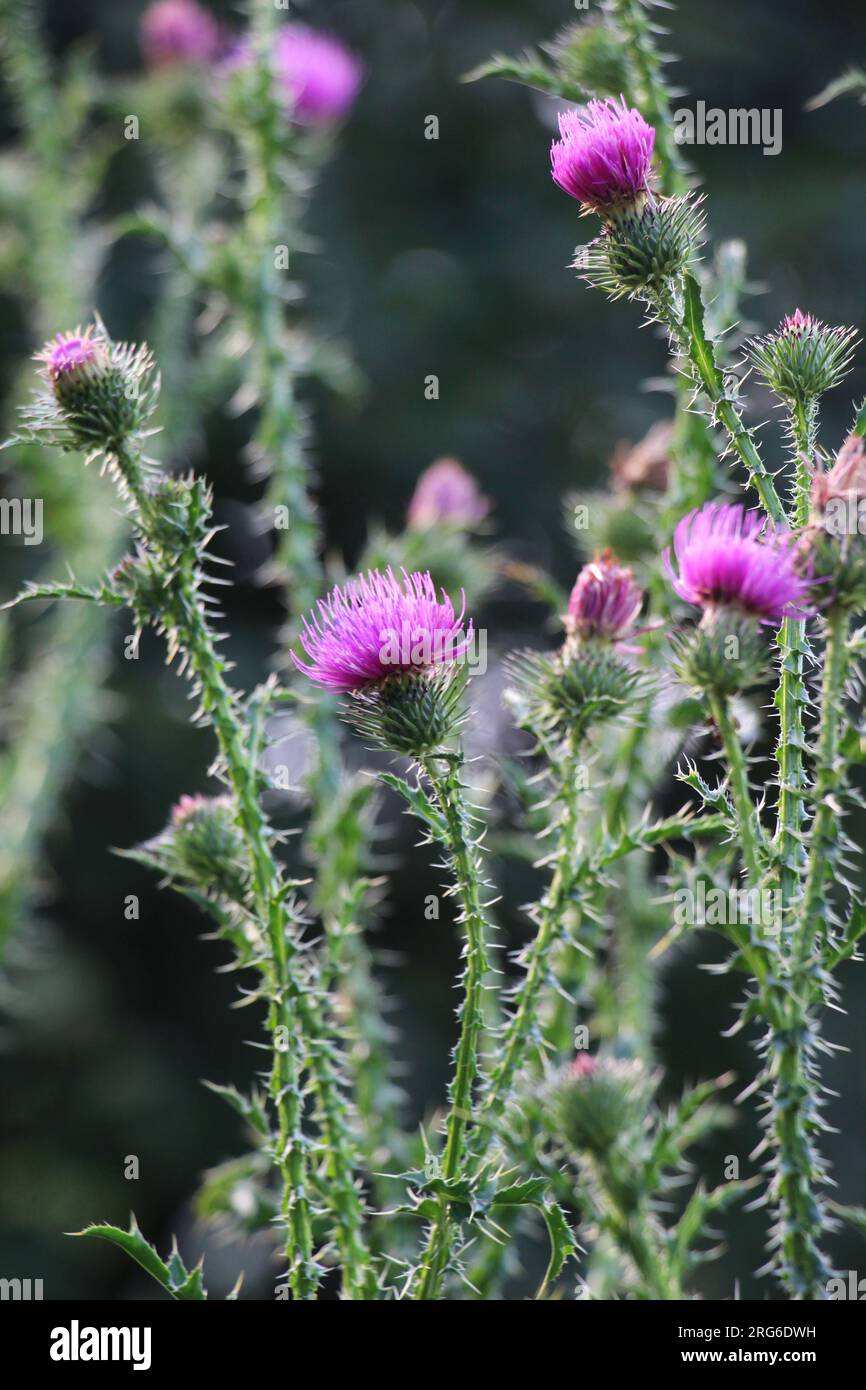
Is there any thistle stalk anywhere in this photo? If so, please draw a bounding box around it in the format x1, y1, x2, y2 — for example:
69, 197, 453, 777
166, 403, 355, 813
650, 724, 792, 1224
652, 278, 786, 526
799, 606, 849, 962
707, 691, 763, 886
412, 751, 490, 1300
479, 729, 584, 1136
114, 441, 371, 1300
774, 398, 817, 919
608, 0, 690, 197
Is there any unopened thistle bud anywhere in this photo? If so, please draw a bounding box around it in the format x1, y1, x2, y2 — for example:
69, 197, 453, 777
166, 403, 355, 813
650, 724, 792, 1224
545, 1053, 650, 1157
407, 458, 490, 531
546, 19, 630, 100
583, 194, 704, 299
749, 309, 858, 404
564, 550, 644, 644
168, 800, 250, 906
292, 568, 472, 756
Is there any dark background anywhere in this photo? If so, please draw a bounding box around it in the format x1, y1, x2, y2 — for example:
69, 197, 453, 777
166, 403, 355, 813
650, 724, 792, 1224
1, 0, 866, 1299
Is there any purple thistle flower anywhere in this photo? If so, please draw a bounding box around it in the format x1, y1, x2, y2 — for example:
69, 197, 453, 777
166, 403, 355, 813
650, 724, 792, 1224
407, 458, 490, 530
292, 568, 472, 692
565, 549, 644, 641
274, 25, 363, 123
663, 502, 811, 625
140, 0, 219, 69
224, 25, 362, 124
550, 96, 655, 216
37, 329, 106, 382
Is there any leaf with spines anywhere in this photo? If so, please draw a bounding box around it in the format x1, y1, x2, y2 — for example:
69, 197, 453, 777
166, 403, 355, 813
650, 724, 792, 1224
69, 1217, 208, 1299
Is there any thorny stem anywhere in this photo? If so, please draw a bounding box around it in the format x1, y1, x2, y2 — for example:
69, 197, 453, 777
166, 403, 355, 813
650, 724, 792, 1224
412, 752, 490, 1300
799, 606, 849, 964
774, 400, 817, 923
241, 11, 322, 622
609, 0, 690, 198
707, 691, 763, 888
114, 442, 371, 1301
653, 284, 786, 526
479, 729, 584, 1137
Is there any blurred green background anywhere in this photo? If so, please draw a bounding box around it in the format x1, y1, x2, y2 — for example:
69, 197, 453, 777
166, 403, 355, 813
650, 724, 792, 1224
1, 0, 865, 1299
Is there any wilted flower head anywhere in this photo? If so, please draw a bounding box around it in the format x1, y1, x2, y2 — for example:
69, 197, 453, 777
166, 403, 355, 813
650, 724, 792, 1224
292, 568, 472, 693
550, 96, 654, 216
664, 502, 811, 625
407, 458, 490, 531
610, 420, 672, 493
565, 549, 644, 642
812, 434, 866, 516
139, 0, 219, 69
749, 309, 857, 403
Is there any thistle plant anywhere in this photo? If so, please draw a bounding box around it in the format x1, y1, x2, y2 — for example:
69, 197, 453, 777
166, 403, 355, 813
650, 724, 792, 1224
6, 322, 373, 1300
290, 567, 495, 1298
543, 58, 866, 1296
5, 0, 866, 1308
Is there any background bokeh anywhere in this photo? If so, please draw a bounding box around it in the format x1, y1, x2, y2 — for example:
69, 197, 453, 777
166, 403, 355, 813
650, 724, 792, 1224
1, 0, 865, 1299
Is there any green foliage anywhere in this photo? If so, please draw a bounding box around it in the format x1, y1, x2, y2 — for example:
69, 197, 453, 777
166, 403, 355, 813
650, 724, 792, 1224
71, 1219, 208, 1300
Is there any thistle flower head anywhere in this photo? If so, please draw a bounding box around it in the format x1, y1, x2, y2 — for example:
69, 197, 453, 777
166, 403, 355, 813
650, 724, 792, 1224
161, 794, 249, 904
582, 193, 704, 298
806, 435, 866, 608
39, 329, 108, 381
224, 24, 362, 124
139, 0, 220, 69
812, 433, 866, 515
407, 458, 490, 531
507, 642, 646, 740
550, 97, 654, 216
610, 420, 672, 493
29, 322, 158, 454
274, 24, 363, 123
546, 19, 630, 99
664, 502, 811, 626
748, 309, 858, 402
292, 568, 472, 693
564, 549, 644, 642
545, 1053, 650, 1156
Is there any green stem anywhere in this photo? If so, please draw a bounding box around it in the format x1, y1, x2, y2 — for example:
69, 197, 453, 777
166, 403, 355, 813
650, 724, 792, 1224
707, 691, 763, 886
654, 282, 786, 525
774, 399, 816, 924
117, 445, 371, 1300
799, 607, 849, 963
610, 0, 690, 198
479, 730, 584, 1137
412, 752, 490, 1300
